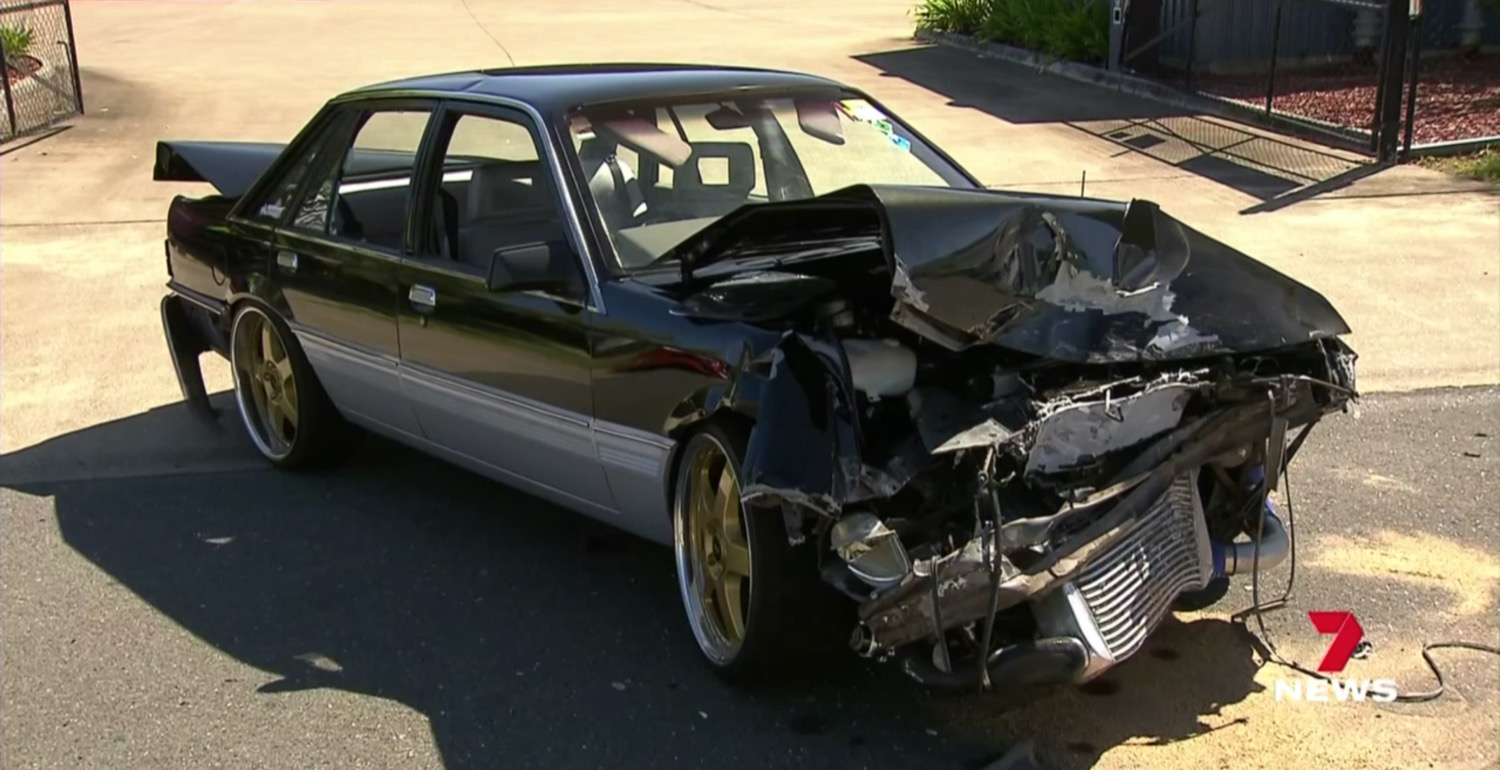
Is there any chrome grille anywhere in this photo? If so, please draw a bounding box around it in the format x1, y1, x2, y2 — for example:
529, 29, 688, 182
1073, 472, 1210, 663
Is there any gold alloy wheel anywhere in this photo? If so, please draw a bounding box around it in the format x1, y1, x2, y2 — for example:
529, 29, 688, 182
674, 433, 754, 663
232, 310, 299, 459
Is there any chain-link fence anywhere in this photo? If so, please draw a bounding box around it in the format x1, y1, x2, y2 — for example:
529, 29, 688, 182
1, 0, 83, 142
1110, 0, 1500, 159
1115, 0, 1402, 154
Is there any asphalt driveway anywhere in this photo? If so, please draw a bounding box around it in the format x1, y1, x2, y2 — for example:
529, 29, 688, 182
2, 387, 1497, 770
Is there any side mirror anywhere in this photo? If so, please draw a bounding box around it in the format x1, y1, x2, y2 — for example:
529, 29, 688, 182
487, 240, 582, 296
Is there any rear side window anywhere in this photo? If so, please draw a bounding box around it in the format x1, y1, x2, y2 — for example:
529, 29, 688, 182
287, 107, 433, 251
349, 110, 430, 155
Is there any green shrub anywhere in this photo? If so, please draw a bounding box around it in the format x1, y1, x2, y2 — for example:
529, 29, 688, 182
916, 0, 1110, 66
1419, 149, 1500, 187
984, 0, 1110, 64
0, 22, 34, 59
913, 0, 998, 34
1471, 151, 1500, 183
1449, 150, 1500, 184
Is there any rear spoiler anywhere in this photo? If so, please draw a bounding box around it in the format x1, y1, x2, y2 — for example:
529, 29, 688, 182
153, 140, 287, 199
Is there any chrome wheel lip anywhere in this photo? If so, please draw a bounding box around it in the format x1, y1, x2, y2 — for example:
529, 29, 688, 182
673, 433, 752, 666
230, 308, 296, 462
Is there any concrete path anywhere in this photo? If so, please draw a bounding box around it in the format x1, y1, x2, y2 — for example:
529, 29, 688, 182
1, 2, 1497, 769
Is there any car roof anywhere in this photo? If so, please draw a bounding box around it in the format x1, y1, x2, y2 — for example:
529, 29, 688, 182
342, 63, 850, 114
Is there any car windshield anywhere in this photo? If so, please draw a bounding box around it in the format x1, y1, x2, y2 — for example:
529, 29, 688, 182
562, 91, 975, 272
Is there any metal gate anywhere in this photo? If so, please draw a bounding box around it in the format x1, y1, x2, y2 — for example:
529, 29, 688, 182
1109, 0, 1424, 160
0, 0, 83, 142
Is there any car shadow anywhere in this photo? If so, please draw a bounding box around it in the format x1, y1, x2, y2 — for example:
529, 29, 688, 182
852, 44, 1377, 210
967, 616, 1266, 769
2, 400, 1267, 770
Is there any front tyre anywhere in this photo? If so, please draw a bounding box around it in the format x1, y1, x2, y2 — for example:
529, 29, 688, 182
229, 304, 352, 470
672, 421, 841, 682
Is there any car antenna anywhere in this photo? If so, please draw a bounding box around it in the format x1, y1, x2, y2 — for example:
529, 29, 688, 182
1080, 170, 1087, 197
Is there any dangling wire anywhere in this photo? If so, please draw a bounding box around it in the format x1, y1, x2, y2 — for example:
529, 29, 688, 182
1236, 393, 1500, 703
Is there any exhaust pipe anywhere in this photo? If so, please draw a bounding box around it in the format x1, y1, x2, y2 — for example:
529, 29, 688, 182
1212, 502, 1289, 577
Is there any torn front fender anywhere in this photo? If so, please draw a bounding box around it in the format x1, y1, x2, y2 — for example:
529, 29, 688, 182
738, 333, 863, 538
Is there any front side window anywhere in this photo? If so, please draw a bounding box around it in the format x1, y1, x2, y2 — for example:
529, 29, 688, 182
287, 107, 433, 251
564, 91, 973, 270
420, 111, 570, 274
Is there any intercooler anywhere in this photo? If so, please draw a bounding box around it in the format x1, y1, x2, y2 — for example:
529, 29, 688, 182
1033, 470, 1213, 681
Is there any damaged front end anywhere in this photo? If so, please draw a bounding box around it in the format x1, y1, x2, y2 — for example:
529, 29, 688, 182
675, 185, 1358, 695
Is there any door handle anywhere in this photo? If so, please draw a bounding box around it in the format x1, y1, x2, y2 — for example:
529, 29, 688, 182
408, 284, 437, 310
275, 250, 299, 272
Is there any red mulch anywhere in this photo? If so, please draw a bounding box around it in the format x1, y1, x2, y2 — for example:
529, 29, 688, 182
4, 55, 40, 88
1195, 56, 1500, 145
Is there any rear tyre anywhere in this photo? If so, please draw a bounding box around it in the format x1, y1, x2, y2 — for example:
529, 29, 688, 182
229, 303, 354, 470
671, 420, 845, 682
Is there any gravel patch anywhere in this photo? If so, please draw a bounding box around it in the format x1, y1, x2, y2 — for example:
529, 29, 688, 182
3, 55, 40, 88
1195, 56, 1500, 145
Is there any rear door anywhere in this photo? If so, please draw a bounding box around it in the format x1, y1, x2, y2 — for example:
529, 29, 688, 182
394, 101, 612, 508
269, 99, 438, 437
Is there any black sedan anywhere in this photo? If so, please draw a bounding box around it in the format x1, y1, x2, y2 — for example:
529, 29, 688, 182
155, 63, 1357, 694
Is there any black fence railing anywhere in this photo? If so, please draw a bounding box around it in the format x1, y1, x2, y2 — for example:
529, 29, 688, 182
1113, 0, 1495, 160
0, 0, 83, 142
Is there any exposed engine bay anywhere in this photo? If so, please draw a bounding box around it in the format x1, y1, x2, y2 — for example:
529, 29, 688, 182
666, 186, 1359, 693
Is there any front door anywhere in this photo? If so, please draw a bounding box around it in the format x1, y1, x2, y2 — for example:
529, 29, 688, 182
395, 102, 612, 508
268, 99, 439, 437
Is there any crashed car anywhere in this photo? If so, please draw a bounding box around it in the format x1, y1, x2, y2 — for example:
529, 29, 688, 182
155, 64, 1357, 693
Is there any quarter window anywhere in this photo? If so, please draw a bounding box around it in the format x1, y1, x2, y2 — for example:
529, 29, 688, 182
291, 172, 335, 232
247, 117, 344, 224
286, 107, 433, 251
252, 159, 313, 223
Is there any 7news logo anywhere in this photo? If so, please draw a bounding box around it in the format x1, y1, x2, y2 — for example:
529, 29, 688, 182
1273, 611, 1399, 704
